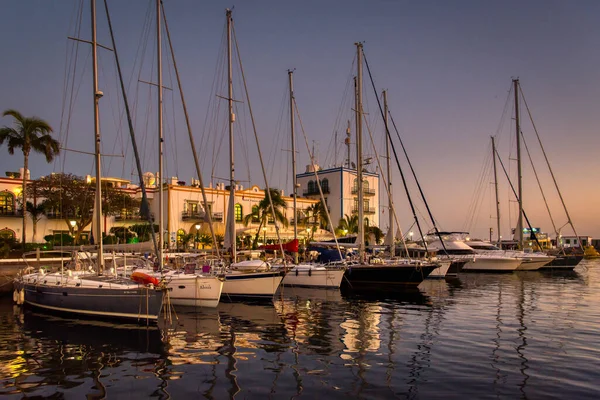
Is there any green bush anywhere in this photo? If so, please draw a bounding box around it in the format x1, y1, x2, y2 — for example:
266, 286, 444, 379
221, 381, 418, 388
103, 235, 118, 244
128, 223, 157, 242
44, 233, 74, 246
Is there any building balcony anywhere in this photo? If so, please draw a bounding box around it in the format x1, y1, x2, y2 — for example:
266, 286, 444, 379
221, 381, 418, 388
114, 213, 154, 222
302, 187, 330, 196
182, 211, 203, 220
0, 209, 21, 218
351, 207, 376, 215
45, 211, 81, 220
351, 187, 376, 196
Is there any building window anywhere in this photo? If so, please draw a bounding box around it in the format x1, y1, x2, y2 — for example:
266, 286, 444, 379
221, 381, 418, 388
251, 205, 259, 222
0, 192, 15, 215
185, 201, 200, 215
234, 203, 243, 222
363, 199, 369, 212
363, 180, 369, 191
565, 239, 571, 244
353, 178, 358, 192
0, 228, 15, 240
322, 178, 329, 193
308, 180, 315, 193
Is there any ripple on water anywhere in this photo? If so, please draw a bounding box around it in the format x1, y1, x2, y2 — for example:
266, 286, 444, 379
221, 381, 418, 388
1, 261, 600, 398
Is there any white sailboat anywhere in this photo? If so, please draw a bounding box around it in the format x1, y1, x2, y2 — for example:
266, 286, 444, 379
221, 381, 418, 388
272, 69, 345, 289
128, 0, 224, 308
13, 0, 165, 323
219, 9, 283, 299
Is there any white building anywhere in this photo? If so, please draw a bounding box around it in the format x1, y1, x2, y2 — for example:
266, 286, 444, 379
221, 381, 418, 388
295, 164, 380, 230
1, 162, 382, 247
560, 235, 593, 248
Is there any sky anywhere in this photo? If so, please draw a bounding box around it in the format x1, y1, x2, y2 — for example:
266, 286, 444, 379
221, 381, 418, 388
1, 0, 599, 240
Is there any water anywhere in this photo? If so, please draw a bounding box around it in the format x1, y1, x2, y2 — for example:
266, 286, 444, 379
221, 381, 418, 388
1, 260, 599, 399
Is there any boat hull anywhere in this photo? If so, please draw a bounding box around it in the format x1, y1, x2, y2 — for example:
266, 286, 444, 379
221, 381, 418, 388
164, 275, 224, 308
281, 265, 345, 288
462, 257, 521, 272
515, 257, 554, 271
222, 271, 284, 299
540, 255, 583, 270
427, 260, 451, 279
15, 274, 164, 323
342, 263, 437, 286
133, 269, 224, 308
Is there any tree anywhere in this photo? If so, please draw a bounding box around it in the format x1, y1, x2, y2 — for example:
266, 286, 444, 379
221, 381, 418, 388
0, 109, 59, 247
26, 201, 46, 242
243, 188, 288, 249
31, 173, 140, 244
199, 234, 213, 249
337, 214, 359, 236
305, 201, 328, 242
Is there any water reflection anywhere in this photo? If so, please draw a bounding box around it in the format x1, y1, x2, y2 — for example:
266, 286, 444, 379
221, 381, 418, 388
1, 262, 598, 398
0, 304, 164, 398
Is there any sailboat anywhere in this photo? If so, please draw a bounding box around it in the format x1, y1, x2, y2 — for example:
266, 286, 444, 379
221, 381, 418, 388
268, 69, 346, 289
120, 0, 225, 308
487, 135, 554, 271
341, 42, 438, 287
218, 9, 284, 299
504, 79, 578, 270
13, 0, 165, 323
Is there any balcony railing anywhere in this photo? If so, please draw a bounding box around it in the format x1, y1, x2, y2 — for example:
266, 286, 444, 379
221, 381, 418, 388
351, 207, 376, 215
45, 211, 81, 220
115, 213, 154, 222
212, 212, 223, 222
302, 187, 330, 196
351, 187, 376, 196
0, 209, 21, 217
182, 211, 203, 220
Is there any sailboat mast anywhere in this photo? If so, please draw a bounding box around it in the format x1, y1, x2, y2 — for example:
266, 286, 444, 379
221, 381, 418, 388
383, 90, 394, 247
289, 70, 298, 242
157, 0, 164, 268
346, 120, 351, 169
226, 9, 237, 263
91, 0, 104, 273
355, 42, 365, 262
492, 136, 501, 246
514, 78, 523, 248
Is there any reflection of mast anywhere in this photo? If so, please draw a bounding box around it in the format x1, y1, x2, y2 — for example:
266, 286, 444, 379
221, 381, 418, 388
516, 277, 530, 397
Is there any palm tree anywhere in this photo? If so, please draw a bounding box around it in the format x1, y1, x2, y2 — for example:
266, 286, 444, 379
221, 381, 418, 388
0, 110, 59, 248
243, 188, 288, 248
305, 201, 328, 241
337, 214, 359, 236
25, 201, 46, 243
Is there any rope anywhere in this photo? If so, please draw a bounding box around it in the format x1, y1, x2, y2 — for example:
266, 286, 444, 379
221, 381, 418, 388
519, 84, 581, 244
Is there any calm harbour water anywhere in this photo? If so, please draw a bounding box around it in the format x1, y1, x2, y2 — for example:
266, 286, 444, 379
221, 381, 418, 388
1, 260, 599, 399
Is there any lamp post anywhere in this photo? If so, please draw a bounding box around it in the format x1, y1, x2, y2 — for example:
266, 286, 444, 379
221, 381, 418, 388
408, 231, 413, 241
195, 223, 201, 249
69, 220, 77, 244
263, 226, 267, 245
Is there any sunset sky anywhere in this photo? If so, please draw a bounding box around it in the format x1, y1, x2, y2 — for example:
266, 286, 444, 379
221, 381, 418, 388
1, 0, 599, 240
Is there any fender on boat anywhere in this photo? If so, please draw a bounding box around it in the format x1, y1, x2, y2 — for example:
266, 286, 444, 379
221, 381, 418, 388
131, 271, 160, 286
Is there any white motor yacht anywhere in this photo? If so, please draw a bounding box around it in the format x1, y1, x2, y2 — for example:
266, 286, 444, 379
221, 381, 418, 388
426, 234, 522, 272
466, 240, 555, 271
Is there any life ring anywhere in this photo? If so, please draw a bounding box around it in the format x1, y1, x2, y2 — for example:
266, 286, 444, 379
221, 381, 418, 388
131, 271, 160, 286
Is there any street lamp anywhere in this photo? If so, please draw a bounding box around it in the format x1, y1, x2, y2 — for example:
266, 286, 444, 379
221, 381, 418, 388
195, 223, 201, 249
408, 231, 413, 241
342, 229, 348, 237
